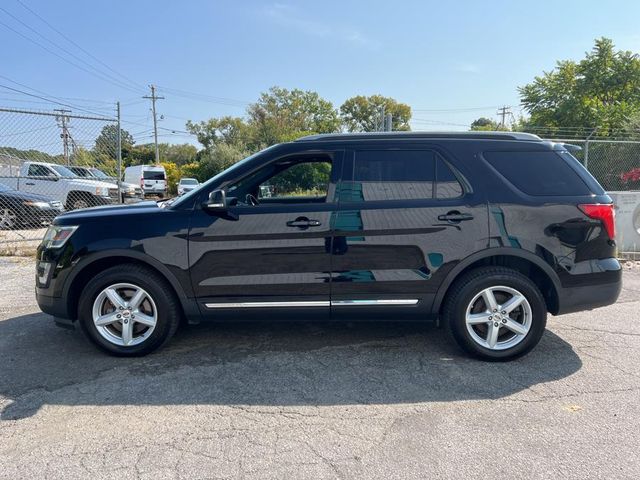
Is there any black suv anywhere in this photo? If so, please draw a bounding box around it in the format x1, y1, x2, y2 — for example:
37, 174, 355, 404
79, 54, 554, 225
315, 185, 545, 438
35, 132, 622, 360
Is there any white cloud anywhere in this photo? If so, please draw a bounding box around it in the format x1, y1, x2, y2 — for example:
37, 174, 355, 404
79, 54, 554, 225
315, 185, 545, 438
262, 4, 377, 48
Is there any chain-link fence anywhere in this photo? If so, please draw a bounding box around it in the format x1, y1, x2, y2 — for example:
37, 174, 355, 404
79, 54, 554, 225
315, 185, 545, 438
543, 137, 640, 191
0, 107, 142, 246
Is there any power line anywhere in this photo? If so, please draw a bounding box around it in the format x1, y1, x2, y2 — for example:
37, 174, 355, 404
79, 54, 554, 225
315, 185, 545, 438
0, 5, 143, 95
0, 17, 142, 95
156, 85, 251, 107
0, 80, 114, 118
13, 0, 146, 92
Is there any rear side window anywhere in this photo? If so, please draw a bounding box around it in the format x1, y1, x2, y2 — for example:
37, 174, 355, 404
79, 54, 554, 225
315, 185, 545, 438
484, 151, 591, 196
350, 150, 463, 201
143, 170, 165, 180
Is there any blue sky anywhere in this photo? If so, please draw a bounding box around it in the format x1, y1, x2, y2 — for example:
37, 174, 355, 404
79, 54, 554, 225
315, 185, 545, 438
2, 0, 640, 146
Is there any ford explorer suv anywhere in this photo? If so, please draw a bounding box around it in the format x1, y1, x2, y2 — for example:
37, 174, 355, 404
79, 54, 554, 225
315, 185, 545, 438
35, 132, 622, 360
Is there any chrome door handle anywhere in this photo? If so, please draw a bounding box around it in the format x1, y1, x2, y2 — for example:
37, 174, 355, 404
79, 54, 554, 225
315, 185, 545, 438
438, 211, 474, 223
286, 216, 322, 229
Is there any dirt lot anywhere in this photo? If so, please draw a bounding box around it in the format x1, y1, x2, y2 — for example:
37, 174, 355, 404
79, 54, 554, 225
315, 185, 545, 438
0, 256, 639, 479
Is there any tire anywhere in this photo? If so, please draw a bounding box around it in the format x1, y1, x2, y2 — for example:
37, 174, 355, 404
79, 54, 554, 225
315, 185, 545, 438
77, 264, 181, 356
66, 192, 94, 211
0, 207, 18, 230
443, 266, 547, 361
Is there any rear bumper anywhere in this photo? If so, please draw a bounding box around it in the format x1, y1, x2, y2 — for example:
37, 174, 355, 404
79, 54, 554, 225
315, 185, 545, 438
555, 259, 622, 314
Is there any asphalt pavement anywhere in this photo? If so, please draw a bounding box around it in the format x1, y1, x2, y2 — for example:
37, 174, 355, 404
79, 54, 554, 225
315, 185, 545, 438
1, 256, 639, 479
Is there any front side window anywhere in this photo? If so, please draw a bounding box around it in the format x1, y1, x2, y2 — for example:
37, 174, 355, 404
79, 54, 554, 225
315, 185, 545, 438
28, 164, 54, 177
259, 161, 331, 200
227, 155, 334, 205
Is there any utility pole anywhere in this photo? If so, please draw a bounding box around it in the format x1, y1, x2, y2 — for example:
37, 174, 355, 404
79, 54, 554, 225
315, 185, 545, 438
55, 109, 71, 165
497, 105, 512, 129
143, 85, 164, 164
116, 101, 122, 203
375, 106, 386, 131
384, 113, 393, 132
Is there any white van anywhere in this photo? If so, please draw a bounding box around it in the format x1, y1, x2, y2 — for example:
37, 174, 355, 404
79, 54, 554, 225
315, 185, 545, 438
124, 165, 167, 197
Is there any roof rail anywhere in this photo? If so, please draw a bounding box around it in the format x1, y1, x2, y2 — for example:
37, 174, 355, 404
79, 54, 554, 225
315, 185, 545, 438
295, 131, 542, 142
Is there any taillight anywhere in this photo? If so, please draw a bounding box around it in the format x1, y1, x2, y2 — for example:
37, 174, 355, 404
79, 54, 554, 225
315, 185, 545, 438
578, 204, 616, 239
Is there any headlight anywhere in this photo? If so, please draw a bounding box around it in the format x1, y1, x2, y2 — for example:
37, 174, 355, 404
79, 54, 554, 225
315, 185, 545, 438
42, 225, 78, 249
95, 186, 109, 197
23, 201, 51, 208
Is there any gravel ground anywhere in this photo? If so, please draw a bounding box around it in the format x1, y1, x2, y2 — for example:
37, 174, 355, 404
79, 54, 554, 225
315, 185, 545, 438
0, 256, 639, 479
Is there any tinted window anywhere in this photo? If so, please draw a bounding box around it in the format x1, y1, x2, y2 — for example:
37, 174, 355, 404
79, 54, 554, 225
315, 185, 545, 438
436, 158, 463, 199
354, 150, 435, 200
484, 151, 591, 196
143, 170, 165, 180
28, 164, 53, 177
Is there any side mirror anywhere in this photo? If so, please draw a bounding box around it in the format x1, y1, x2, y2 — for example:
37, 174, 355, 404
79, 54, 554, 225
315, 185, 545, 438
204, 189, 227, 211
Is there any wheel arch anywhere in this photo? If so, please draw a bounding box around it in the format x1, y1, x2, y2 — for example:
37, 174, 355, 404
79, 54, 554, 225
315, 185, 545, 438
433, 248, 561, 316
63, 250, 196, 321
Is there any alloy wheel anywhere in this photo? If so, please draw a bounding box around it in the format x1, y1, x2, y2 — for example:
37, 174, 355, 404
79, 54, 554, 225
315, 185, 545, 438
91, 283, 157, 347
0, 208, 17, 229
465, 285, 532, 350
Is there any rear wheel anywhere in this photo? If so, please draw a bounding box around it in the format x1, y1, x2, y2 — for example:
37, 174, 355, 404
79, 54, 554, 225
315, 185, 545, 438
0, 207, 18, 230
443, 267, 547, 361
78, 264, 181, 356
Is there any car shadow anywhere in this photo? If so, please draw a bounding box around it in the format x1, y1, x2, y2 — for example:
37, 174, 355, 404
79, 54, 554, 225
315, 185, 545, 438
0, 313, 582, 420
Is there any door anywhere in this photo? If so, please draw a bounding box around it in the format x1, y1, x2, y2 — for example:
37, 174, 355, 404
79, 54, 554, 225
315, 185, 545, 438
189, 150, 342, 319
23, 164, 61, 199
330, 147, 487, 320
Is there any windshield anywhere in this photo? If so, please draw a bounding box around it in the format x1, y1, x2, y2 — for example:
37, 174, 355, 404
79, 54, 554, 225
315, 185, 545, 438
180, 178, 198, 185
171, 145, 278, 208
69, 167, 92, 178
51, 165, 78, 177
89, 168, 109, 178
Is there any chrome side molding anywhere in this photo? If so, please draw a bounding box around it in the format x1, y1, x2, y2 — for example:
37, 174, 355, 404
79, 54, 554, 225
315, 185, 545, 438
204, 299, 419, 309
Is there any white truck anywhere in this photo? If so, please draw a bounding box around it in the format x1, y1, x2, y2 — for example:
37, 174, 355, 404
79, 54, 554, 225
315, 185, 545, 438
0, 161, 120, 210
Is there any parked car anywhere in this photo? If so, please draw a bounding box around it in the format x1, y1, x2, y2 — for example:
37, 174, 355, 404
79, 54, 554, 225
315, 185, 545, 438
35, 132, 621, 360
177, 177, 199, 196
123, 165, 167, 198
0, 161, 119, 210
67, 166, 143, 203
0, 183, 62, 230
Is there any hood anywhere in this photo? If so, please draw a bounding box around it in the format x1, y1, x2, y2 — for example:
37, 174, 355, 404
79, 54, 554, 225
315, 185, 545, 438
67, 178, 118, 189
0, 188, 57, 204
55, 201, 159, 224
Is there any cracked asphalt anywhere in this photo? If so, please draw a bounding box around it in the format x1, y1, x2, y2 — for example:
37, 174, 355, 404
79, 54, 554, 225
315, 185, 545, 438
1, 256, 639, 479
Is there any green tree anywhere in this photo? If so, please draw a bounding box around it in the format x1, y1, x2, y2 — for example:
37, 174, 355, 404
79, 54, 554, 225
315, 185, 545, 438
340, 95, 412, 132
470, 117, 501, 131
94, 125, 134, 158
159, 143, 198, 166
186, 116, 253, 150
519, 37, 640, 136
247, 86, 341, 146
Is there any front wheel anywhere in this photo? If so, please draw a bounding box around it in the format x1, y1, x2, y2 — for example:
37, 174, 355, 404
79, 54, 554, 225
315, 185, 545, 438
443, 267, 547, 361
78, 265, 181, 356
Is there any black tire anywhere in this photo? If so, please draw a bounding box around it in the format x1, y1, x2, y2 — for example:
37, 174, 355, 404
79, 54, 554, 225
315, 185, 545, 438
443, 266, 547, 361
77, 264, 181, 356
